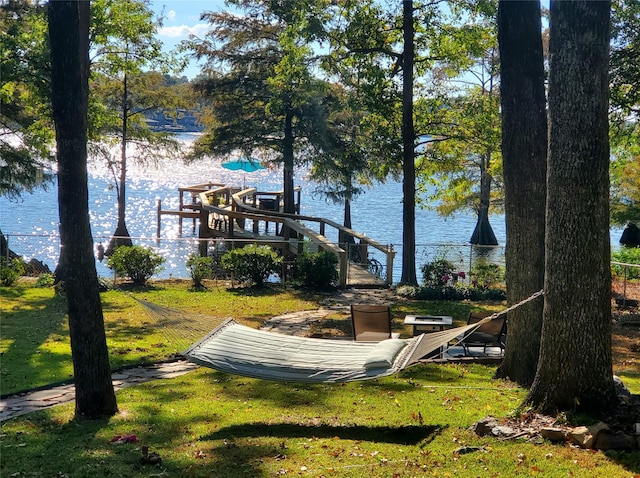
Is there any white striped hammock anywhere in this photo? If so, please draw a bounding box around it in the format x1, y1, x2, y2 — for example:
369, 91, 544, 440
136, 292, 543, 384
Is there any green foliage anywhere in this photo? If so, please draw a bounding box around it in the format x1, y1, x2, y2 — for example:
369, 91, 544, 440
610, 151, 640, 225
470, 259, 504, 289
0, 257, 26, 286
106, 245, 165, 285
187, 2, 336, 213
186, 253, 214, 288
420, 257, 464, 287
35, 273, 55, 288
221, 244, 282, 287
294, 249, 339, 290
612, 246, 640, 279
398, 285, 506, 301
0, 0, 55, 200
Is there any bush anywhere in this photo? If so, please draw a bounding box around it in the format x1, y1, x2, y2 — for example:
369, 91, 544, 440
186, 254, 214, 288
35, 273, 55, 288
410, 285, 506, 301
0, 257, 26, 286
106, 245, 165, 286
421, 257, 465, 287
612, 247, 640, 280
294, 249, 339, 290
221, 244, 282, 287
470, 260, 504, 289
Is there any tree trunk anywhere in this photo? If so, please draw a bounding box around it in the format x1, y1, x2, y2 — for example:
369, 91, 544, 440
400, 0, 417, 285
469, 161, 498, 245
283, 108, 295, 215
494, 0, 547, 386
106, 71, 133, 256
526, 0, 615, 414
48, 0, 117, 419
341, 198, 358, 260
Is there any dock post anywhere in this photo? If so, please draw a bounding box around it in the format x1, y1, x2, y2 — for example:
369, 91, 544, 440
156, 199, 161, 239
386, 244, 394, 285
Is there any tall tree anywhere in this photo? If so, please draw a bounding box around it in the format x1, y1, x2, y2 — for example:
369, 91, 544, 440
89, 0, 182, 253
418, 47, 502, 247
526, 0, 615, 414
307, 83, 371, 250
48, 0, 117, 419
188, 0, 331, 214
401, 0, 418, 284
326, 0, 492, 284
494, 1, 547, 387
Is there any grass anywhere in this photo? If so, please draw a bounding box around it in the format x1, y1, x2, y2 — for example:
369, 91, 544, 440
1, 280, 639, 477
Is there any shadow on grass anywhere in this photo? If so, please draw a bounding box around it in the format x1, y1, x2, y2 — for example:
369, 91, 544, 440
201, 422, 443, 445
0, 288, 69, 396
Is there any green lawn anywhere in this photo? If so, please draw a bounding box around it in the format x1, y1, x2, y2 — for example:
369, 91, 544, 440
1, 280, 639, 477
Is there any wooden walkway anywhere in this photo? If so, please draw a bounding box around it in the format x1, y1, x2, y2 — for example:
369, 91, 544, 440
157, 184, 394, 288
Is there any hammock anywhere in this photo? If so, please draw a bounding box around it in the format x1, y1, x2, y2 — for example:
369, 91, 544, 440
136, 291, 543, 384
182, 319, 482, 383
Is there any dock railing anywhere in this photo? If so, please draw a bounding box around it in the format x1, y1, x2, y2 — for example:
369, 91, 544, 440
194, 187, 395, 287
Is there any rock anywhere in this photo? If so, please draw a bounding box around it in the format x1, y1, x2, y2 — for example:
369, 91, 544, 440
473, 416, 499, 437
592, 430, 636, 451
569, 423, 610, 449
613, 375, 631, 398
540, 427, 566, 442
492, 425, 517, 438
568, 426, 593, 448
588, 422, 611, 436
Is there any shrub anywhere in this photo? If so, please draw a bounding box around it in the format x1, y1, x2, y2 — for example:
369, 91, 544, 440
470, 260, 504, 289
421, 257, 465, 287
411, 285, 506, 301
35, 273, 55, 288
0, 257, 26, 286
396, 284, 419, 298
611, 247, 640, 280
293, 249, 339, 290
221, 244, 282, 287
106, 245, 165, 286
186, 254, 214, 288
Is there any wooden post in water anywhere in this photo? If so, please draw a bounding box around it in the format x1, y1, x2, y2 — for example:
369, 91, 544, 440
156, 199, 161, 239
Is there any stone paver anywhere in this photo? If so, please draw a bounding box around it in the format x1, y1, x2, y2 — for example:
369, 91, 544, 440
0, 360, 200, 422
0, 288, 395, 422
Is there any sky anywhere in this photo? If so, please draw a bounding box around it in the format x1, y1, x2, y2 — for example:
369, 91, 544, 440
151, 1, 232, 79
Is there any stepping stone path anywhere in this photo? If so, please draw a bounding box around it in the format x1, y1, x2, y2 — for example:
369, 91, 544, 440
0, 361, 199, 422
0, 288, 397, 422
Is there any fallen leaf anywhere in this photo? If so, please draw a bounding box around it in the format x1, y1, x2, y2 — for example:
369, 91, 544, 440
110, 434, 138, 444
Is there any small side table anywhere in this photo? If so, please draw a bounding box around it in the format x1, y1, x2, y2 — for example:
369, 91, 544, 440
404, 315, 453, 336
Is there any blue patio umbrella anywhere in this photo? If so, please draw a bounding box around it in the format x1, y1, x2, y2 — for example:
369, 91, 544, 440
221, 156, 266, 188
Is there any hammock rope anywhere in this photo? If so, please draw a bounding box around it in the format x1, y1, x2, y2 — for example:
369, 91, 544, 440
134, 289, 544, 383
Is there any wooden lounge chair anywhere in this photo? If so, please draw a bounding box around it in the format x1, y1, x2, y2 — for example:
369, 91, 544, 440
350, 304, 397, 342
459, 311, 506, 355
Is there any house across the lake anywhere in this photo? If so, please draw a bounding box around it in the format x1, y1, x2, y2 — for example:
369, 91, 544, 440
144, 108, 203, 133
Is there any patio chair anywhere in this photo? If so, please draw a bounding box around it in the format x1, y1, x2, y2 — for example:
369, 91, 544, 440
459, 311, 506, 355
350, 304, 397, 342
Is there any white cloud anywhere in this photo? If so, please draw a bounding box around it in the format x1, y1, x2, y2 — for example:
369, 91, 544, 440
167, 9, 176, 21
158, 23, 210, 39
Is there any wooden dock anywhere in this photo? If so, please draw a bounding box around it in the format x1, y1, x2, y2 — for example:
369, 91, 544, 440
156, 184, 395, 288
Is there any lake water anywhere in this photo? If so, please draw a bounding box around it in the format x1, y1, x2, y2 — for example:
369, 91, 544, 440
0, 133, 623, 284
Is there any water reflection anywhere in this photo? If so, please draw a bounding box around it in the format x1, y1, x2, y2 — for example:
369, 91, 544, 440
1, 134, 624, 283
